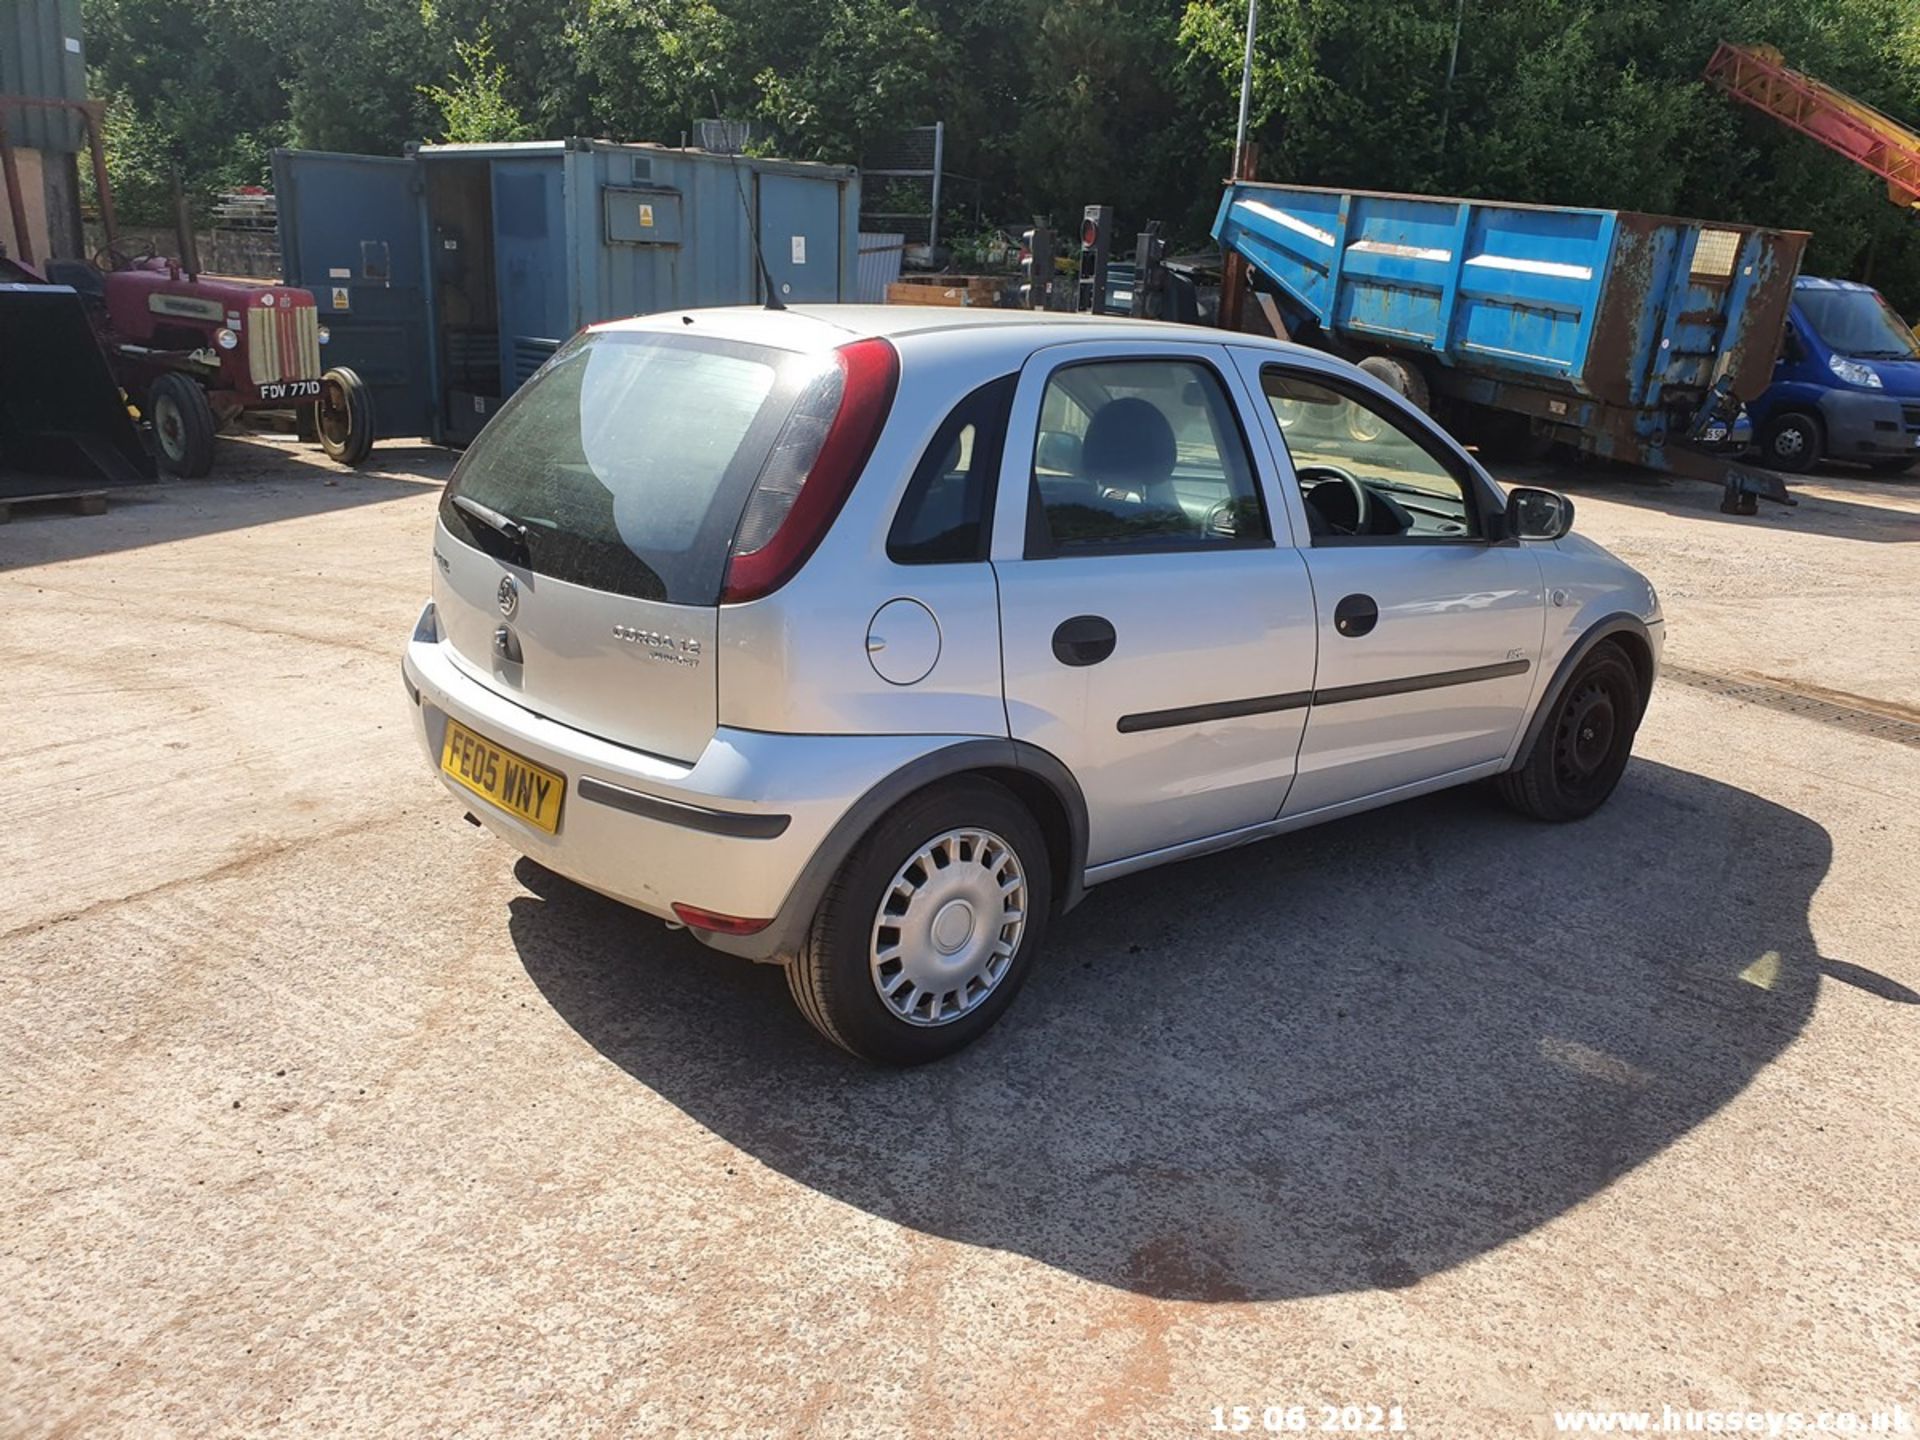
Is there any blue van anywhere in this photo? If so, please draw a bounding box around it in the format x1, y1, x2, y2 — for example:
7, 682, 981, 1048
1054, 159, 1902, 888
1749, 276, 1920, 474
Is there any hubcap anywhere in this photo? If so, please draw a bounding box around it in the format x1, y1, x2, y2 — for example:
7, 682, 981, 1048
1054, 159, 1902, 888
869, 827, 1027, 1028
1774, 427, 1806, 458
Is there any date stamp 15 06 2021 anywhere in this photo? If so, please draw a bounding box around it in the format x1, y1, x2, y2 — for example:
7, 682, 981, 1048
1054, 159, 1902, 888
1209, 1403, 1409, 1434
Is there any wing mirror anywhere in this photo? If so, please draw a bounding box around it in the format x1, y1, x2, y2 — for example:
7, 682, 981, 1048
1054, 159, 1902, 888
1504, 486, 1575, 542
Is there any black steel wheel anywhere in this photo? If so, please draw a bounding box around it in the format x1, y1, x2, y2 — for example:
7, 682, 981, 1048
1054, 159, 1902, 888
149, 372, 217, 478
1497, 642, 1643, 822
316, 366, 376, 467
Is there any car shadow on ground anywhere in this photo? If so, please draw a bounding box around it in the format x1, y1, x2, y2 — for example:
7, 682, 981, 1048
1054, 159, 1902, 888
510, 758, 1863, 1301
0, 434, 451, 569
1487, 458, 1920, 543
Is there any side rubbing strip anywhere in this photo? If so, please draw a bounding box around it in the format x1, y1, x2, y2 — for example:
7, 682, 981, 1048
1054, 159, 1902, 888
1313, 658, 1531, 707
1117, 691, 1312, 734
578, 776, 791, 838
1114, 661, 1530, 734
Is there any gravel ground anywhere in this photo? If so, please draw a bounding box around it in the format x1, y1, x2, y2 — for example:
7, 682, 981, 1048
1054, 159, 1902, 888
2, 435, 1916, 1438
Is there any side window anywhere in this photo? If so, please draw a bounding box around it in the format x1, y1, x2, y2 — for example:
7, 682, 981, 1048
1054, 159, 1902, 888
1261, 368, 1482, 542
888, 375, 1016, 564
1027, 359, 1269, 555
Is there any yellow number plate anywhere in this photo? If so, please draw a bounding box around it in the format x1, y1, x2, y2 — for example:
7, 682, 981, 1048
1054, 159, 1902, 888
440, 719, 565, 834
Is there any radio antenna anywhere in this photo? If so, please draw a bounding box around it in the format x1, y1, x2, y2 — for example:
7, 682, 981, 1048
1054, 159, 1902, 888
712, 99, 784, 311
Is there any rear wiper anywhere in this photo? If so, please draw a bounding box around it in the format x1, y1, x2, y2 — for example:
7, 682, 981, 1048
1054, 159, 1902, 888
452, 494, 529, 552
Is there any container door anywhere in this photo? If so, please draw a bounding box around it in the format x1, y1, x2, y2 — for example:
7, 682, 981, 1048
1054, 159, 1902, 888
490, 157, 570, 396
272, 149, 431, 439
757, 173, 843, 303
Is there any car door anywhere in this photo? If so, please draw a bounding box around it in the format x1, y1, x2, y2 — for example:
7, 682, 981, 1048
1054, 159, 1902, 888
1229, 349, 1546, 817
989, 340, 1318, 870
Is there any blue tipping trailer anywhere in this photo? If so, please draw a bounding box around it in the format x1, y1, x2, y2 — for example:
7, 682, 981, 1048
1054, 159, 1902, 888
1212, 181, 1811, 509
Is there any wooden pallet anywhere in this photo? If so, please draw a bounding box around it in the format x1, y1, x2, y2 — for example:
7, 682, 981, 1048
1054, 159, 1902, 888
886, 275, 1011, 308
0, 489, 110, 525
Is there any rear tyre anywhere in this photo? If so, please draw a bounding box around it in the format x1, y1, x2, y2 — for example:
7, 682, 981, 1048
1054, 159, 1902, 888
316, 366, 376, 467
1759, 410, 1821, 474
149, 373, 216, 478
1497, 642, 1643, 822
786, 778, 1052, 1065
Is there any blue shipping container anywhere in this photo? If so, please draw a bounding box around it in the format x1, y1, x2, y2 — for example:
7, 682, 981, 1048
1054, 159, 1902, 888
274, 139, 860, 446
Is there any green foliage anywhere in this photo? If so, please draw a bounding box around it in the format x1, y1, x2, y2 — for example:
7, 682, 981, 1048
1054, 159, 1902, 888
78, 0, 1920, 306
420, 30, 535, 143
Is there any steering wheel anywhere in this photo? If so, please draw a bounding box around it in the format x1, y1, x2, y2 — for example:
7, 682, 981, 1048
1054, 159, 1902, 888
92, 238, 154, 272
1298, 463, 1371, 536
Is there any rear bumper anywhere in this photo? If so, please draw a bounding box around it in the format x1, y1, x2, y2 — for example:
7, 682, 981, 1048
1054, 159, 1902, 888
1816, 388, 1920, 460
401, 603, 980, 960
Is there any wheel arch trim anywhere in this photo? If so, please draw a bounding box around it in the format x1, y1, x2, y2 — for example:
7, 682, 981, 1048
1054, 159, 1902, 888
694, 738, 1090, 965
1511, 612, 1654, 769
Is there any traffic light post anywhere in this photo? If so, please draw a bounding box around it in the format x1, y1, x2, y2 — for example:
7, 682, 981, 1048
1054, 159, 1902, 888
1020, 222, 1055, 309
1078, 205, 1113, 315
1131, 221, 1168, 319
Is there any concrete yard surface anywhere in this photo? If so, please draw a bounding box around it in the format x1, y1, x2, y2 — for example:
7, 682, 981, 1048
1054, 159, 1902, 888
2, 436, 1917, 1438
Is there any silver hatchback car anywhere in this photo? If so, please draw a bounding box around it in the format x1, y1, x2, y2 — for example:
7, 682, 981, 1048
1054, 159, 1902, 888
402, 306, 1662, 1063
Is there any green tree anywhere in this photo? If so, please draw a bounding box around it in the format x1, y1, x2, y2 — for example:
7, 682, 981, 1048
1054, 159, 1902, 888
421, 29, 535, 142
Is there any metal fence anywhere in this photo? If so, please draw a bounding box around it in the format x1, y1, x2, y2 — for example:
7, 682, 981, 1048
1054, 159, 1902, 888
859, 123, 980, 253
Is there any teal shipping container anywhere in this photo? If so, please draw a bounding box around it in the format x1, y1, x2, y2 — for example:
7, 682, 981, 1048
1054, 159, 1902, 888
273, 139, 860, 446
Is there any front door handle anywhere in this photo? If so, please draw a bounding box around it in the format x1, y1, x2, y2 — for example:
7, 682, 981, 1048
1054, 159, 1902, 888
1333, 593, 1379, 638
1052, 614, 1117, 666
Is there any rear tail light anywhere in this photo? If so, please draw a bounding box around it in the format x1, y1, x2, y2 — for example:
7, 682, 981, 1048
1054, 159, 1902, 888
721, 336, 898, 603
671, 902, 772, 936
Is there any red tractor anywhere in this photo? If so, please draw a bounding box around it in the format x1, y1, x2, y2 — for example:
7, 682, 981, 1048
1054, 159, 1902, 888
1, 94, 375, 478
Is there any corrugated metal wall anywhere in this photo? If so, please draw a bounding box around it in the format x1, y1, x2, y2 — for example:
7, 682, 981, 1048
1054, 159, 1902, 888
0, 0, 87, 152
552, 142, 860, 325
856, 233, 905, 301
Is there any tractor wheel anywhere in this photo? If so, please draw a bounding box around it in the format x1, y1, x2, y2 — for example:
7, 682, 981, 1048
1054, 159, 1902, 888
316, 367, 376, 467
150, 373, 217, 478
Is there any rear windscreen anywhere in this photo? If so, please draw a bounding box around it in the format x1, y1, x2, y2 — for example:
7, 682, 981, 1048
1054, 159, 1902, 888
438, 330, 818, 605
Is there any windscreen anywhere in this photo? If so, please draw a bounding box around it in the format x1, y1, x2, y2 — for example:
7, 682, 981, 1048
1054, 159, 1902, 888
1798, 288, 1920, 360
438, 330, 818, 605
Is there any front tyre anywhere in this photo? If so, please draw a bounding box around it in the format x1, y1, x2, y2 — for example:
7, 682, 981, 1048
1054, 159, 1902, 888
1759, 410, 1821, 474
150, 372, 217, 477
1498, 642, 1643, 822
316, 366, 376, 467
786, 779, 1052, 1064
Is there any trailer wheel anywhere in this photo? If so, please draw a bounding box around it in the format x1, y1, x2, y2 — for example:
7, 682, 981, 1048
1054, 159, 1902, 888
150, 373, 217, 478
1759, 411, 1821, 474
1351, 356, 1430, 442
316, 367, 376, 467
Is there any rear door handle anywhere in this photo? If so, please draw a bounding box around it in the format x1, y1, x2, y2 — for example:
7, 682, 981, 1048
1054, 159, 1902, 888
1333, 593, 1379, 638
1052, 614, 1117, 666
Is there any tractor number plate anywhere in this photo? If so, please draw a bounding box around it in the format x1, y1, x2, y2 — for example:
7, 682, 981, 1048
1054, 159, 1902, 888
259, 380, 322, 401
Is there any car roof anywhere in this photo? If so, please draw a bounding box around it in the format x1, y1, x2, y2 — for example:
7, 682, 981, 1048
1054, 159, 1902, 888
593, 302, 1322, 363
